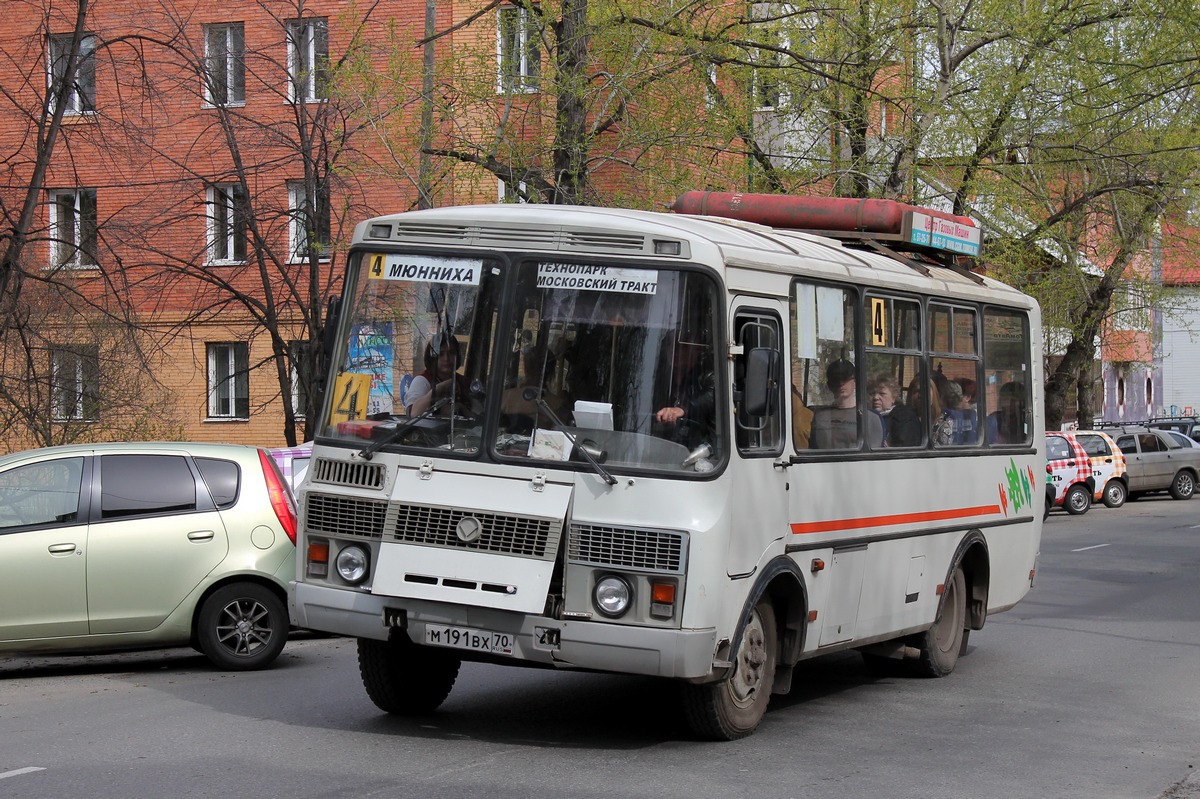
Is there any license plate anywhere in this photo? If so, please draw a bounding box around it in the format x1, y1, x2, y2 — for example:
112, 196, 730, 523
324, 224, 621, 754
424, 624, 515, 655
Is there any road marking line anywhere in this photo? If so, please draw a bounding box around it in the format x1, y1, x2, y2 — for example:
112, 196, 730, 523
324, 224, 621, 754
1071, 543, 1111, 552
0, 768, 46, 780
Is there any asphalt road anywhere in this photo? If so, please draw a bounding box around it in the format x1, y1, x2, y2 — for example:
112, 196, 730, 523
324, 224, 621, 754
2, 495, 1198, 798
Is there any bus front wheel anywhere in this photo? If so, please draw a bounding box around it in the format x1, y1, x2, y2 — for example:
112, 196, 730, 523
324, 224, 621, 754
357, 636, 461, 715
913, 567, 967, 678
681, 599, 777, 741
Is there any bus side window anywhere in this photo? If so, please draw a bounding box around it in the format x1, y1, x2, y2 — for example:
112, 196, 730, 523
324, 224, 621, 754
733, 312, 783, 455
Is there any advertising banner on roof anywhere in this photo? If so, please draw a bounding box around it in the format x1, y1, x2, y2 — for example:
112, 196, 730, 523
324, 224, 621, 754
905, 211, 982, 256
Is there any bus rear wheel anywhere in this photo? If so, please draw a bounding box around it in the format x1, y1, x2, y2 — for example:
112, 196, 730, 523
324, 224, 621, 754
913, 567, 967, 678
681, 599, 777, 741
357, 635, 461, 715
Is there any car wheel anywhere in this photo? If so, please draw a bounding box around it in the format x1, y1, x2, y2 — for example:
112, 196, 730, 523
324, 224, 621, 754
1102, 480, 1127, 509
1169, 471, 1196, 500
681, 598, 777, 740
358, 635, 460, 714
1064, 484, 1091, 515
196, 583, 288, 671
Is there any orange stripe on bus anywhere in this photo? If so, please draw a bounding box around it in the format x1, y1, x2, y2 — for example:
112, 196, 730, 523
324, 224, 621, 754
790, 505, 1002, 535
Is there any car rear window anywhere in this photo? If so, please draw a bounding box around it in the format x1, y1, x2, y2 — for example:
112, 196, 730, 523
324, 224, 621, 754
1078, 435, 1111, 457
195, 457, 241, 508
100, 455, 197, 518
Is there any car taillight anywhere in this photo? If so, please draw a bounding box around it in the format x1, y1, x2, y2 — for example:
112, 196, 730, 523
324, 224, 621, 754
259, 449, 298, 544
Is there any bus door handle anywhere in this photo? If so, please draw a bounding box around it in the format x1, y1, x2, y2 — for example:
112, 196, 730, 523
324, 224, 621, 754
773, 460, 792, 470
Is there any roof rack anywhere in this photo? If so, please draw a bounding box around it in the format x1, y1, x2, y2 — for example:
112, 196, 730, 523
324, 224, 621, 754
671, 191, 984, 283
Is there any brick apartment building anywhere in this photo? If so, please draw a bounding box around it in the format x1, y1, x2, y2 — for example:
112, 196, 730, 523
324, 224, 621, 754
3, 0, 731, 454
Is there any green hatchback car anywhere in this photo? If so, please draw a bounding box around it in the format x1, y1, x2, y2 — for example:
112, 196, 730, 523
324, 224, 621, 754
0, 442, 297, 670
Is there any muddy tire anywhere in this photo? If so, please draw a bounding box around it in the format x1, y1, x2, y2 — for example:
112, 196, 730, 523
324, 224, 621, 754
682, 599, 777, 740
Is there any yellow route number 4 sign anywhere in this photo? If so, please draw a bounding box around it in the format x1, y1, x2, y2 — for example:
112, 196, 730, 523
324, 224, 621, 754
870, 297, 888, 347
329, 373, 372, 425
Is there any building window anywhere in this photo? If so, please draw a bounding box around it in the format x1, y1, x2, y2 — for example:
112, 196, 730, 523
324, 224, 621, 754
51, 345, 100, 422
289, 340, 311, 420
497, 5, 540, 93
288, 180, 331, 260
287, 18, 329, 102
207, 183, 247, 263
48, 33, 96, 115
48, 188, 98, 267
204, 23, 245, 106
207, 342, 250, 419
498, 178, 528, 203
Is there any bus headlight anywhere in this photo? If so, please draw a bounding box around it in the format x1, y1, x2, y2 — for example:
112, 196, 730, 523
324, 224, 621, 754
335, 545, 370, 585
593, 575, 632, 618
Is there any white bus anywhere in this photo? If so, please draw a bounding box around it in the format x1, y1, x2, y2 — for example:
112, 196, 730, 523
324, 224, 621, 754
290, 193, 1045, 740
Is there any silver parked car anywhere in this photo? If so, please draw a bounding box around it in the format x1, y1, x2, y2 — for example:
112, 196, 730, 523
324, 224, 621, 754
0, 442, 297, 669
1109, 427, 1200, 500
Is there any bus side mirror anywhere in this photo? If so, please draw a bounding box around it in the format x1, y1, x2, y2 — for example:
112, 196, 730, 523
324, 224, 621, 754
743, 347, 779, 417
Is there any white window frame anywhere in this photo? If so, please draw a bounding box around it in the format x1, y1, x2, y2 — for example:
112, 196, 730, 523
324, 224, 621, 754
287, 18, 329, 103
207, 182, 247, 264
206, 342, 250, 419
203, 23, 245, 106
47, 33, 96, 116
496, 5, 540, 94
48, 188, 98, 268
51, 344, 100, 422
288, 180, 332, 261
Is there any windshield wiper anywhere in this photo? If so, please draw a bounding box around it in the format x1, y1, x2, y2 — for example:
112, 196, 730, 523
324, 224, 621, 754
522, 389, 617, 486
355, 397, 450, 460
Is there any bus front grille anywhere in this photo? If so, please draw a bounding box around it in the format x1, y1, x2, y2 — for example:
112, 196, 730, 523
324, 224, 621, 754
310, 458, 386, 490
568, 524, 687, 573
391, 504, 559, 559
305, 493, 388, 539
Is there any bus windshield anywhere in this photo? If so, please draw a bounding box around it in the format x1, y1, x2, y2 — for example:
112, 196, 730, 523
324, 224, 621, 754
322, 252, 724, 473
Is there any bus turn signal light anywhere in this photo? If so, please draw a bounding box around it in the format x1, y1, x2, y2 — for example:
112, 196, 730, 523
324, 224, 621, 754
308, 540, 330, 577
650, 581, 676, 619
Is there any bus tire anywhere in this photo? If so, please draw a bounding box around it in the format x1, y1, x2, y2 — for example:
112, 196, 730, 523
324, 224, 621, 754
681, 599, 777, 741
1064, 484, 1091, 515
913, 567, 966, 678
357, 636, 460, 715
1169, 471, 1196, 500
1102, 479, 1127, 508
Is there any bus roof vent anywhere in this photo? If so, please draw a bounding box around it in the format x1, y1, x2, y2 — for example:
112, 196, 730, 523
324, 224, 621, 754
563, 230, 646, 251
390, 223, 649, 254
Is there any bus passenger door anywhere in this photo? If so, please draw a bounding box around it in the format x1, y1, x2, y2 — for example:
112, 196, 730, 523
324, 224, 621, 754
726, 304, 789, 577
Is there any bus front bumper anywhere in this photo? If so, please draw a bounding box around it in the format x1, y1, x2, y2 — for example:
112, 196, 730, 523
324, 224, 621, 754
291, 581, 718, 680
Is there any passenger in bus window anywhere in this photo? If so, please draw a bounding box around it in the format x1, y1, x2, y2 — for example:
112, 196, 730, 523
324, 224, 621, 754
907, 377, 940, 441
935, 380, 976, 445
987, 381, 1026, 444
405, 334, 473, 417
791, 385, 813, 449
870, 374, 921, 447
811, 359, 882, 448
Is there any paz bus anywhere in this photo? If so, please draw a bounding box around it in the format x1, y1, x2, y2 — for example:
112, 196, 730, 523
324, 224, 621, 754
289, 192, 1045, 740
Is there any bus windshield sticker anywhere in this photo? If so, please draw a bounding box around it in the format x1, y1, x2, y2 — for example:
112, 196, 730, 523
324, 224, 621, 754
537, 263, 658, 294
367, 253, 483, 285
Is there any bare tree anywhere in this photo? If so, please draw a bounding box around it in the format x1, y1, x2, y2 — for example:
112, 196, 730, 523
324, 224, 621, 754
0, 0, 183, 449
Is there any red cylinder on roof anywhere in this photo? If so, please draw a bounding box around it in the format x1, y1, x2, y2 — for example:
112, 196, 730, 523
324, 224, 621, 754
671, 191, 976, 235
